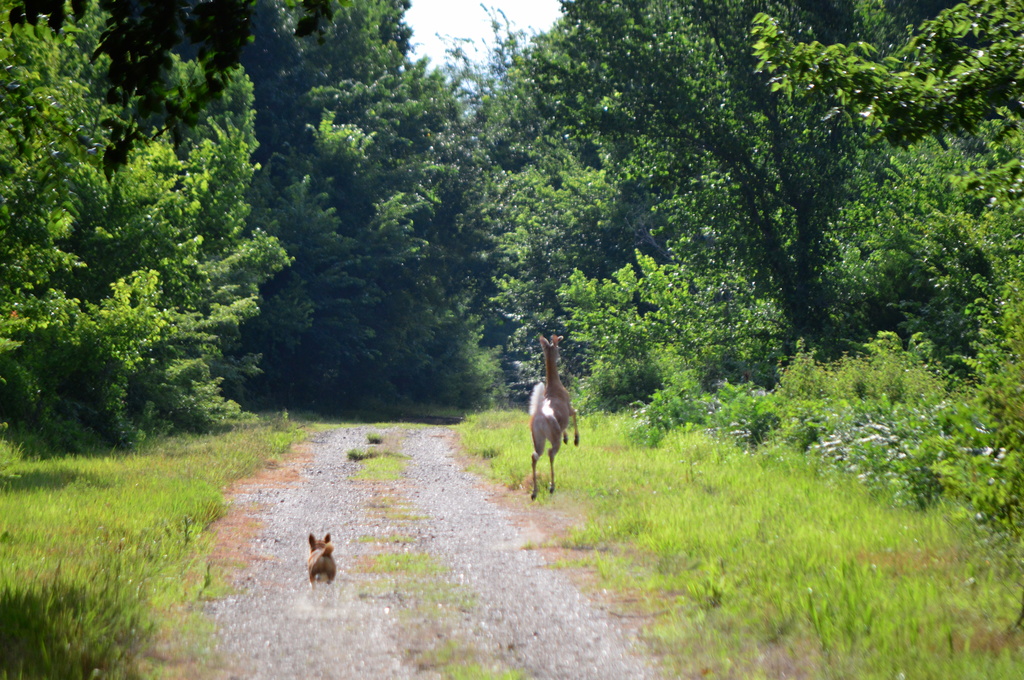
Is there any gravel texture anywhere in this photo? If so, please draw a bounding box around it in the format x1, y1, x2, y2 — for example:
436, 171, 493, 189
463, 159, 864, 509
207, 426, 657, 679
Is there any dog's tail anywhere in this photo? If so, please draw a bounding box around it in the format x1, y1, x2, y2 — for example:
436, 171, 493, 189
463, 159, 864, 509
529, 382, 545, 416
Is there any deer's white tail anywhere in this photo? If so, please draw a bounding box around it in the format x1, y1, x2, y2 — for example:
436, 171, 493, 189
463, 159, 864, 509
529, 382, 545, 416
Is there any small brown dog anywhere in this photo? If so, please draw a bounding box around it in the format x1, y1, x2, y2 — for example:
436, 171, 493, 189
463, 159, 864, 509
307, 533, 336, 586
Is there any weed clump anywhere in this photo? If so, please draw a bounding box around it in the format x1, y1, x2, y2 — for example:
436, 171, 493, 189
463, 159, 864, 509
348, 448, 376, 461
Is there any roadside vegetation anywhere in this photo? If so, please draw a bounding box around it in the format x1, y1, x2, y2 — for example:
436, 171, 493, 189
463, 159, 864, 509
460, 406, 1024, 679
0, 415, 305, 679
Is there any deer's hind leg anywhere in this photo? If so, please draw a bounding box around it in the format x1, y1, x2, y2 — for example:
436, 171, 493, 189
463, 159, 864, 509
548, 439, 561, 495
548, 450, 556, 494
531, 430, 544, 500
531, 449, 541, 501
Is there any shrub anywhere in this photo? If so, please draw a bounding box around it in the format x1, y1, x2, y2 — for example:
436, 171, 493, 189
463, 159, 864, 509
578, 355, 664, 413
776, 332, 949, 405
629, 367, 710, 445
707, 382, 780, 450
928, 294, 1024, 623
771, 332, 952, 507
804, 400, 946, 507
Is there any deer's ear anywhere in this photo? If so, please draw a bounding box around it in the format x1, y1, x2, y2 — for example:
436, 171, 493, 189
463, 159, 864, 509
539, 335, 549, 347
555, 335, 564, 344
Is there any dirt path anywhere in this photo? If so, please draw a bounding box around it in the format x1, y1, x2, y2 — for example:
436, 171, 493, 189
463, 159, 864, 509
205, 426, 658, 679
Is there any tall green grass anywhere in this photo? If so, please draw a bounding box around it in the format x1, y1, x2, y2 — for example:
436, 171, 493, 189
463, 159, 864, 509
458, 411, 1024, 679
0, 415, 306, 679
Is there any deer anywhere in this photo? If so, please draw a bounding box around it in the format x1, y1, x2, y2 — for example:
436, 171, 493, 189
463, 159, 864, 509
528, 334, 579, 500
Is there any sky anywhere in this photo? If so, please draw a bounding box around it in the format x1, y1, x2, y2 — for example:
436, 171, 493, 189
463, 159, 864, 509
404, 0, 562, 66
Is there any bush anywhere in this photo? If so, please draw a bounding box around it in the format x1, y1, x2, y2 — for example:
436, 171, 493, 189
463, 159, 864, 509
776, 333, 949, 405
805, 400, 946, 507
629, 367, 710, 445
771, 332, 953, 507
928, 294, 1024, 623
707, 382, 780, 450
578, 355, 664, 413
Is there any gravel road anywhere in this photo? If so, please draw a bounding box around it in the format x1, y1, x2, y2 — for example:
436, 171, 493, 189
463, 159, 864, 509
206, 425, 658, 679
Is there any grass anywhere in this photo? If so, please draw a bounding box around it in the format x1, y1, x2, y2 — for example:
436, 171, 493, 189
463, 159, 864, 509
457, 410, 1024, 679
358, 533, 416, 544
0, 414, 307, 680
365, 551, 446, 576
348, 430, 410, 481
415, 641, 526, 680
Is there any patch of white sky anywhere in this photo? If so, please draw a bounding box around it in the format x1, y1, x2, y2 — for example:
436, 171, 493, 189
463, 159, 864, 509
404, 0, 562, 66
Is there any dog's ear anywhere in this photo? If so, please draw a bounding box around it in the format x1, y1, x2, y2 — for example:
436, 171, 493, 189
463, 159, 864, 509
324, 533, 331, 543
309, 533, 316, 548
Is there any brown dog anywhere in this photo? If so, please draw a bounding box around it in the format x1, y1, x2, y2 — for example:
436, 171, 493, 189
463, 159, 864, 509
307, 533, 336, 586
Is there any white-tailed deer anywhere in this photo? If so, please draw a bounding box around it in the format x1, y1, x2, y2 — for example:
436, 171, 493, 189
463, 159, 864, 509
528, 334, 579, 500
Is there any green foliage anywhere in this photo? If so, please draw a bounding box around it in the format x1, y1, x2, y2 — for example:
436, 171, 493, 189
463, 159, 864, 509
519, 0, 968, 414
534, 0, 869, 342
624, 332, 956, 507
563, 254, 788, 395
821, 136, 1010, 369
5, 0, 347, 173
767, 333, 953, 507
581, 356, 666, 415
0, 431, 19, 479
707, 382, 780, 451
491, 158, 632, 356
795, 400, 948, 508
0, 31, 287, 446
928, 295, 1024, 618
459, 0, 1022, 432
777, 333, 949, 405
753, 0, 1024, 208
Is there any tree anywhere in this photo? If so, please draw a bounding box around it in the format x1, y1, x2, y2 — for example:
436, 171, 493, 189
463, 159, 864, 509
3, 0, 343, 173
752, 0, 1024, 207
525, 0, 893, 388
236, 0, 500, 411
491, 159, 628, 353
531, 1, 896, 345
241, 0, 412, 167
483, 0, 983, 410
0, 25, 288, 445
